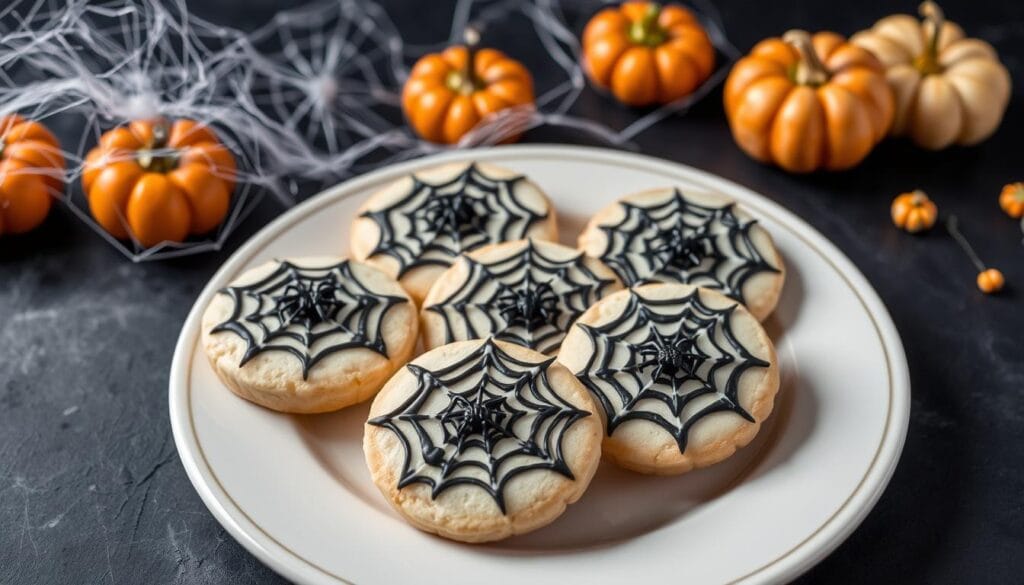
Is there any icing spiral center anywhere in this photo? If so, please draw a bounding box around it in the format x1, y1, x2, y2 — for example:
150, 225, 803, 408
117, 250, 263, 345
419, 193, 481, 241
660, 225, 711, 270
441, 394, 512, 445
272, 279, 343, 328
638, 329, 704, 383
496, 280, 559, 329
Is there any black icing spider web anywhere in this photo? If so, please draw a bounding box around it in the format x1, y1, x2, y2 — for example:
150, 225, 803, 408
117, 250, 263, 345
425, 240, 616, 354
575, 288, 768, 453
212, 259, 407, 378
368, 338, 588, 513
361, 164, 548, 277
596, 189, 779, 303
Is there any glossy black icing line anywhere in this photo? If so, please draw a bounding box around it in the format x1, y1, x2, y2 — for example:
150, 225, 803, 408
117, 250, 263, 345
361, 163, 548, 277
596, 189, 779, 302
425, 240, 616, 354
574, 288, 768, 453
368, 338, 588, 514
211, 260, 407, 379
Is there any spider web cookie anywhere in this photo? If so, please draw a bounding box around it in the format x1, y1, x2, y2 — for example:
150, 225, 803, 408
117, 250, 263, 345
425, 240, 616, 354
360, 164, 549, 277
368, 338, 589, 513
574, 287, 769, 453
211, 259, 407, 378
595, 189, 779, 303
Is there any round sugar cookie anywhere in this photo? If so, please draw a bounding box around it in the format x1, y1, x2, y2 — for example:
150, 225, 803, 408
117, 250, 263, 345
364, 338, 603, 543
350, 162, 559, 305
201, 257, 418, 413
421, 239, 622, 355
577, 187, 784, 321
558, 283, 780, 475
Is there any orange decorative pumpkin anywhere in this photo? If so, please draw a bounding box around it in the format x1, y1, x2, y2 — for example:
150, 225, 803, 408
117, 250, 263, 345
82, 119, 236, 248
0, 115, 65, 236
891, 190, 937, 233
402, 29, 535, 144
582, 2, 716, 106
976, 268, 1004, 294
724, 30, 895, 173
998, 182, 1024, 219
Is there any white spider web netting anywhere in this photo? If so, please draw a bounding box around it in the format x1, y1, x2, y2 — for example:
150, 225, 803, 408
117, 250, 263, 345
0, 0, 738, 261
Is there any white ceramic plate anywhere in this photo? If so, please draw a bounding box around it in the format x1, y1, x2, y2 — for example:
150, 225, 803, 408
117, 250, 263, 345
169, 145, 910, 585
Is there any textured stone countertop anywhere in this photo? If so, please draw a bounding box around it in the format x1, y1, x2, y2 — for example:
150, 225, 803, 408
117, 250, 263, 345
2, 0, 1022, 583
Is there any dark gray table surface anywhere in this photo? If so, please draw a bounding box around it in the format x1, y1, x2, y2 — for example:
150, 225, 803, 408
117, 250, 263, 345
3, 0, 1022, 583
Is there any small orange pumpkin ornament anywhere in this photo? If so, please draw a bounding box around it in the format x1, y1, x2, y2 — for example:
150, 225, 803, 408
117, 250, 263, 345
891, 190, 938, 233
724, 30, 895, 173
581, 2, 715, 106
998, 182, 1024, 219
402, 29, 535, 145
946, 215, 1004, 295
0, 115, 66, 236
976, 269, 1005, 294
82, 118, 236, 248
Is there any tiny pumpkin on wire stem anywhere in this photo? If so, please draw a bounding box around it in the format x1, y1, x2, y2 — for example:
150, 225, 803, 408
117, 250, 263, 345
402, 27, 535, 145
891, 189, 937, 233
976, 268, 1005, 294
946, 215, 1004, 294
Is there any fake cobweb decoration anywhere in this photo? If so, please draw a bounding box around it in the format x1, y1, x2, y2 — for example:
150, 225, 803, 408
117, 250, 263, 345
235, 0, 409, 181
575, 288, 768, 452
211, 259, 407, 378
0, 0, 739, 261
0, 0, 287, 260
368, 338, 589, 513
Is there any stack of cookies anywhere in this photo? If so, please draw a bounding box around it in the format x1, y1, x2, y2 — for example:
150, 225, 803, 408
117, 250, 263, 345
201, 161, 785, 543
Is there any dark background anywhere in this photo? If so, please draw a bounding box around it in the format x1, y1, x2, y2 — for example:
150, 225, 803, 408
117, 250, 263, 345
2, 0, 1023, 583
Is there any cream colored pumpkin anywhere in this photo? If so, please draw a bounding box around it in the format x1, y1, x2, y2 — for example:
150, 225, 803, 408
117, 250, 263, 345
851, 1, 1011, 150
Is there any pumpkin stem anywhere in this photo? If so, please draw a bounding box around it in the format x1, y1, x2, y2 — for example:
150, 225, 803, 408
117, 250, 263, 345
446, 26, 483, 95
783, 30, 829, 87
1009, 182, 1024, 201
916, 2, 945, 75
0, 121, 14, 158
137, 119, 178, 173
463, 26, 480, 82
628, 3, 666, 47
151, 120, 169, 149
